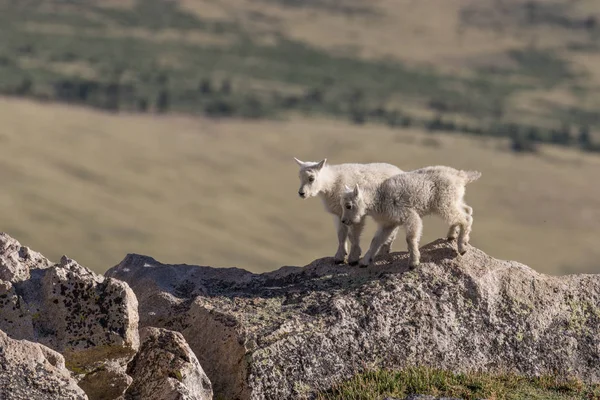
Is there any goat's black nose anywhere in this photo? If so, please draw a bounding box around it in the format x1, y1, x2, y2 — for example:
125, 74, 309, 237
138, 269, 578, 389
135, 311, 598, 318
298, 191, 305, 197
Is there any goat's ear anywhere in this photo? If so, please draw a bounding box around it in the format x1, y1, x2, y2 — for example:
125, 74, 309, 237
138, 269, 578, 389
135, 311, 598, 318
353, 184, 361, 196
293, 157, 305, 167
315, 158, 327, 170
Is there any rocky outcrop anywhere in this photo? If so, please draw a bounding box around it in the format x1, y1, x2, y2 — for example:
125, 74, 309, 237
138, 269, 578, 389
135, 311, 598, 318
106, 239, 600, 400
0, 232, 52, 282
0, 233, 139, 399
77, 360, 133, 400
0, 232, 214, 400
0, 328, 88, 399
125, 327, 213, 400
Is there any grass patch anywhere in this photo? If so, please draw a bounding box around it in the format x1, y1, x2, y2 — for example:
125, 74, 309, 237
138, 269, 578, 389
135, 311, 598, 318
316, 367, 600, 400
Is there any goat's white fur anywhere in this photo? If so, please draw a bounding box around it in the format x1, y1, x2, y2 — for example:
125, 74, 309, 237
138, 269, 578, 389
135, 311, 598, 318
294, 157, 403, 264
340, 165, 481, 268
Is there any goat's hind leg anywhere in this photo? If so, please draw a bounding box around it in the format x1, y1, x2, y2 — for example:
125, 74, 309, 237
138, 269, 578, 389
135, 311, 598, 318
379, 225, 399, 255
446, 203, 472, 241
442, 206, 472, 256
404, 211, 423, 268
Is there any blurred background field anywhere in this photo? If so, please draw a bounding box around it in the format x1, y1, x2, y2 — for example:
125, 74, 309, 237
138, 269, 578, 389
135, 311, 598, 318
0, 0, 599, 274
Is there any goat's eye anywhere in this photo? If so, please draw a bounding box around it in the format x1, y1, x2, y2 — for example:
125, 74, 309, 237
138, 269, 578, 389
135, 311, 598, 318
345, 204, 352, 210
308, 177, 315, 183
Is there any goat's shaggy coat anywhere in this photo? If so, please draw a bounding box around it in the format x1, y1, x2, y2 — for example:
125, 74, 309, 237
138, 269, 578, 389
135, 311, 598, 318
340, 165, 481, 267
294, 158, 403, 264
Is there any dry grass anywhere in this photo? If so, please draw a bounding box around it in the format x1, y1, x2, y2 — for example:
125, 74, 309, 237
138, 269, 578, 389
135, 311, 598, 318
1, 97, 599, 275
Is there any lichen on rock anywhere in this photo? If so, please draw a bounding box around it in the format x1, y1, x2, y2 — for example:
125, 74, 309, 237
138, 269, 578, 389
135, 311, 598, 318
0, 328, 88, 399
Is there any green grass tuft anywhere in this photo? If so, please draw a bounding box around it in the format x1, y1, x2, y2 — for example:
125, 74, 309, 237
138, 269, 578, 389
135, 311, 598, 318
316, 367, 600, 400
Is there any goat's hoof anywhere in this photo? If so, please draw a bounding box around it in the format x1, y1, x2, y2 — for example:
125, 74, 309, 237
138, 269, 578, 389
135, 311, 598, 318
333, 258, 345, 265
446, 236, 457, 242
459, 250, 467, 256
409, 261, 420, 269
348, 260, 359, 266
359, 263, 368, 268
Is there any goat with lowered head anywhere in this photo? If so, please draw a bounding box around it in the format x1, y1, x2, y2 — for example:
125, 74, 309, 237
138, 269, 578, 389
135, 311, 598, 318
294, 157, 403, 265
340, 165, 481, 268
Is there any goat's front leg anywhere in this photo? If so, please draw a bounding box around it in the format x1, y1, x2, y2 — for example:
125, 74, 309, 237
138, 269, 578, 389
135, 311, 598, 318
347, 217, 366, 265
359, 225, 398, 268
333, 217, 349, 264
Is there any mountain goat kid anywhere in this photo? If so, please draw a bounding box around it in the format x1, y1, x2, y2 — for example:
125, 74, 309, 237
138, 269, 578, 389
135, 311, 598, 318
340, 166, 481, 268
294, 158, 403, 265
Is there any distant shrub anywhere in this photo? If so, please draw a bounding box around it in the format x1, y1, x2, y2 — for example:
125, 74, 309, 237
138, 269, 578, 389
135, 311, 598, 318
584, 15, 597, 31
550, 124, 572, 146
199, 79, 212, 94
204, 99, 235, 117
156, 72, 169, 85
14, 78, 33, 96
510, 135, 538, 153
220, 79, 232, 95
304, 88, 324, 104
428, 99, 450, 112
156, 90, 169, 113
350, 108, 366, 125
526, 126, 543, 142
104, 83, 120, 112
401, 116, 412, 128
577, 125, 591, 148
369, 106, 387, 119
239, 95, 264, 119
426, 114, 456, 132
426, 114, 444, 131
280, 95, 300, 109
385, 110, 402, 127
137, 98, 149, 112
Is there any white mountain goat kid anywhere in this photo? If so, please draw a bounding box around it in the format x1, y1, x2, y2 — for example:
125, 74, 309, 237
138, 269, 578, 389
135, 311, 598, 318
294, 158, 403, 264
340, 165, 481, 268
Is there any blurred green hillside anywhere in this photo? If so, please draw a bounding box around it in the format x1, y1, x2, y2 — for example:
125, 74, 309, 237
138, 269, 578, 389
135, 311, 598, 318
1, 0, 600, 150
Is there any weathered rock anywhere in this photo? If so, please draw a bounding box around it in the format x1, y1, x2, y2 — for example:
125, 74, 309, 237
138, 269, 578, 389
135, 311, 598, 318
125, 327, 213, 400
0, 233, 139, 400
77, 360, 133, 400
0, 328, 88, 399
106, 239, 600, 400
0, 232, 53, 282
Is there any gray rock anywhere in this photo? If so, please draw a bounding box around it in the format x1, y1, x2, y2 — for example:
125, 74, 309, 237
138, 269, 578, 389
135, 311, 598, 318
77, 360, 133, 400
0, 328, 88, 399
106, 239, 600, 400
125, 327, 213, 400
0, 233, 139, 400
0, 232, 53, 282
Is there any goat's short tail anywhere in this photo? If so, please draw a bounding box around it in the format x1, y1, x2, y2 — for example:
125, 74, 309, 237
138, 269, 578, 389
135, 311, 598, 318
460, 170, 482, 184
